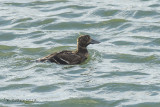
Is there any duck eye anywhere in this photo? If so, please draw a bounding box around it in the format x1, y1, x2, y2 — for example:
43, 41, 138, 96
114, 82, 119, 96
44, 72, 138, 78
85, 37, 89, 40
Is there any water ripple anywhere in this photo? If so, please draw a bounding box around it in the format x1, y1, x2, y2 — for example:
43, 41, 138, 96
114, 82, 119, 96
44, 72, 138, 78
1, 0, 160, 107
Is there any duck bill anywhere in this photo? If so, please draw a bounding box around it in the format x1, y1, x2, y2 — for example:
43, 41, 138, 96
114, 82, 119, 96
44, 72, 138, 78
90, 39, 100, 44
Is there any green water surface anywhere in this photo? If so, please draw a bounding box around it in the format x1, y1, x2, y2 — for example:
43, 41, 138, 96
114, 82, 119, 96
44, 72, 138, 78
0, 0, 160, 107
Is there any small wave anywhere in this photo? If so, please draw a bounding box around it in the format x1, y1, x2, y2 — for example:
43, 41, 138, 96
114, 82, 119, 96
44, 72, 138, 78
104, 53, 158, 63
31, 84, 60, 93
92, 9, 120, 17
0, 84, 34, 91
43, 19, 128, 30
133, 10, 159, 18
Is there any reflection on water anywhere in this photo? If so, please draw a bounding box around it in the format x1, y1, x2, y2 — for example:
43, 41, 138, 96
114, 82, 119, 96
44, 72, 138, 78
1, 0, 160, 106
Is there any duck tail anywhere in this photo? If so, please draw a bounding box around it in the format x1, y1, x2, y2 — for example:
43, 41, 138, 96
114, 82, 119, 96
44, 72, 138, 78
35, 58, 50, 63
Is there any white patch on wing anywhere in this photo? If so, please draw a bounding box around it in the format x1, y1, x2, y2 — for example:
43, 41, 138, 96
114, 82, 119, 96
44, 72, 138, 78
53, 58, 59, 64
59, 58, 69, 64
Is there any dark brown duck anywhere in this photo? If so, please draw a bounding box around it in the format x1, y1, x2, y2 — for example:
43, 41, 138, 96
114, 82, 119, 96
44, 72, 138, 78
36, 35, 100, 65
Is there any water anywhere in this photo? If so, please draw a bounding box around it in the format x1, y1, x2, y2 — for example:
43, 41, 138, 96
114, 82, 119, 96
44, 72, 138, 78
1, 0, 160, 106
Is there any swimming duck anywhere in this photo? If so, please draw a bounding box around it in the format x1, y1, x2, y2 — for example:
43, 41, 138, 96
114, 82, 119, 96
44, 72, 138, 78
36, 35, 100, 65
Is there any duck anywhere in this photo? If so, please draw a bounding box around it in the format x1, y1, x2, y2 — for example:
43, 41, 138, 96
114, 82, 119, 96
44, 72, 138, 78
36, 35, 100, 65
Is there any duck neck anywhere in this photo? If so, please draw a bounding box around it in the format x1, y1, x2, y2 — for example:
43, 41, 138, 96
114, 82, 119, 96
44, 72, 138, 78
76, 45, 88, 54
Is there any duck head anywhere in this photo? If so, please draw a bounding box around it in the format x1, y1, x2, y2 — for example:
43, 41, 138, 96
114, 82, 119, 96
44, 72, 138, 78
77, 35, 100, 48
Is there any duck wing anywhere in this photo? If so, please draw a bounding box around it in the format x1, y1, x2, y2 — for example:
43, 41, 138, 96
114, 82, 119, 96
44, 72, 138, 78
37, 51, 84, 64
51, 51, 83, 64
36, 52, 57, 62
